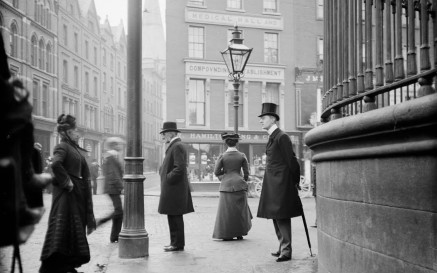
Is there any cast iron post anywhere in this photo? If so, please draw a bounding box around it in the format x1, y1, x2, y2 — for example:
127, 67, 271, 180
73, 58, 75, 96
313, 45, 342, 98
118, 0, 149, 258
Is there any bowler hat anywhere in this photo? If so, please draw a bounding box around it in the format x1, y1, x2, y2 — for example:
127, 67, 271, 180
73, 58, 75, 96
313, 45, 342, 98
258, 102, 280, 121
160, 121, 180, 134
221, 132, 240, 140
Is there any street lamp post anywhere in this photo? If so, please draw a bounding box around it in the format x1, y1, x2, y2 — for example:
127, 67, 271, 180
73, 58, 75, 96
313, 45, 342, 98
221, 25, 252, 134
119, 0, 148, 258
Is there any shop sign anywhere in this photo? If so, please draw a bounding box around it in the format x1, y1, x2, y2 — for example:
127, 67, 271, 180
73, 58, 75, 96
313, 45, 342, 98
186, 62, 284, 80
181, 132, 297, 142
186, 10, 283, 30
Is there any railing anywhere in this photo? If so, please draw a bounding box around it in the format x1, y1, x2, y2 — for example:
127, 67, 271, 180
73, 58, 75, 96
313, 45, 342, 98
322, 0, 436, 122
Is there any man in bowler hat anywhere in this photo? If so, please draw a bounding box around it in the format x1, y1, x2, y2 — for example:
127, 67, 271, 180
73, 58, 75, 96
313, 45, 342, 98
158, 121, 194, 251
256, 103, 303, 262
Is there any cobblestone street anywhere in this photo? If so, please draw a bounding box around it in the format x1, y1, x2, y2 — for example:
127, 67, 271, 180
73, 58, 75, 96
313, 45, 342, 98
0, 177, 318, 273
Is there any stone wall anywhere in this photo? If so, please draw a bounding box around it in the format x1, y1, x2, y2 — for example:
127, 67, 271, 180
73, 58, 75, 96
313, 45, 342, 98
305, 94, 437, 273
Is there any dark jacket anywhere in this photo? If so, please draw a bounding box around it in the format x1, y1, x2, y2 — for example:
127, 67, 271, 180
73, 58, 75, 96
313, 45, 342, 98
90, 162, 99, 181
158, 138, 194, 215
214, 150, 249, 192
257, 128, 303, 219
40, 140, 95, 266
102, 151, 123, 195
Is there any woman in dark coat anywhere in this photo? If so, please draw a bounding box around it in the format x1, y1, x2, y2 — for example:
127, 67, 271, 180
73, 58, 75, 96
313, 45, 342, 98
212, 133, 252, 240
39, 114, 96, 273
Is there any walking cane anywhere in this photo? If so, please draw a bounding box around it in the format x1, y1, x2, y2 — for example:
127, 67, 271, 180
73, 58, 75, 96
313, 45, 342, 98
301, 210, 313, 257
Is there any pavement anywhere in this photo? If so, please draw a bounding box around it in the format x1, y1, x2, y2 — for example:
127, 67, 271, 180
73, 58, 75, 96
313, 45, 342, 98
0, 172, 318, 273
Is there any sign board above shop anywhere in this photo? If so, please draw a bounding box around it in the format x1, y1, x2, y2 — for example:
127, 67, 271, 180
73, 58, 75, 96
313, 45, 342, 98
185, 61, 285, 80
179, 131, 299, 144
186, 9, 284, 30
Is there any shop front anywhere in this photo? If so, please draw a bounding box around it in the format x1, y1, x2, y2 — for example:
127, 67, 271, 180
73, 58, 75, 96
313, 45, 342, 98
180, 129, 302, 182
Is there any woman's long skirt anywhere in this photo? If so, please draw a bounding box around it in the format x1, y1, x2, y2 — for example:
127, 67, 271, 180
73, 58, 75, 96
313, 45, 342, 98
212, 191, 252, 239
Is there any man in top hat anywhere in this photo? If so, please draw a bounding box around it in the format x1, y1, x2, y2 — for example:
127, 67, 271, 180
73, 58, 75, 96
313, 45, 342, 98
256, 103, 303, 262
158, 121, 194, 251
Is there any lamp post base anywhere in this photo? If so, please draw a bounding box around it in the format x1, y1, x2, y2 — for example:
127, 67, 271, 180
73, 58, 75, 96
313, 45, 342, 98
119, 229, 149, 258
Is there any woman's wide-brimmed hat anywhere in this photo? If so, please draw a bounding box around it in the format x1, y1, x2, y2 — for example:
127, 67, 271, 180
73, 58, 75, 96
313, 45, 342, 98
258, 102, 280, 121
160, 121, 180, 134
221, 132, 240, 140
56, 114, 77, 132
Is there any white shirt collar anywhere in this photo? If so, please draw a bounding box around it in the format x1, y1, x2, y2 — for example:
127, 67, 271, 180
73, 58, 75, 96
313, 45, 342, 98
267, 124, 278, 136
226, 147, 238, 152
169, 136, 180, 144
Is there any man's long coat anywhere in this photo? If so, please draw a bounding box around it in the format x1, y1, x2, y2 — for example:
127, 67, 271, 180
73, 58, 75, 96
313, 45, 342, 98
257, 128, 303, 219
158, 138, 194, 215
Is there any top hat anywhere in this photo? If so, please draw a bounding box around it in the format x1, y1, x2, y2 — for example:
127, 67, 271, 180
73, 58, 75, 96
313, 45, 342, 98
221, 132, 240, 140
160, 121, 180, 134
258, 102, 280, 121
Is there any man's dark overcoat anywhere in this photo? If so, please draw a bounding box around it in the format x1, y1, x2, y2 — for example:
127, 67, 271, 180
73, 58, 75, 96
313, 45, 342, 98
158, 139, 194, 215
103, 152, 123, 195
257, 128, 303, 219
40, 140, 96, 267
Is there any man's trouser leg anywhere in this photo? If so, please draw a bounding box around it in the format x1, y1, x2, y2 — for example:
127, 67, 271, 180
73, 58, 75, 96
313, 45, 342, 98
167, 215, 185, 248
273, 218, 291, 257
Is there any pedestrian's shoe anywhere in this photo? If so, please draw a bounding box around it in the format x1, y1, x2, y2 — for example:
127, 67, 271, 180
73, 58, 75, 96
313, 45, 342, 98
236, 236, 243, 240
276, 255, 291, 262
271, 251, 280, 257
222, 238, 233, 241
164, 246, 184, 252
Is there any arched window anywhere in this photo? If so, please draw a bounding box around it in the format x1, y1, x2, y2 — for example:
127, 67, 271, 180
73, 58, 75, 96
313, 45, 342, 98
46, 43, 51, 73
38, 38, 45, 69
10, 23, 18, 57
31, 35, 37, 66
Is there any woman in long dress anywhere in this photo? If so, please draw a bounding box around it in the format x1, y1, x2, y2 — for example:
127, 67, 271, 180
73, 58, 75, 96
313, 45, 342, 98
212, 132, 252, 240
39, 114, 96, 273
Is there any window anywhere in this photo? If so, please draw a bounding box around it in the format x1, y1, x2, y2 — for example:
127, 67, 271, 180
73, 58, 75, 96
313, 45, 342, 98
62, 60, 68, 83
74, 32, 78, 52
33, 80, 39, 115
317, 37, 324, 63
316, 0, 324, 20
188, 79, 205, 126
103, 48, 106, 66
31, 35, 37, 66
265, 82, 280, 107
10, 23, 18, 57
63, 24, 68, 46
264, 33, 278, 63
118, 61, 120, 76
93, 76, 98, 96
42, 84, 48, 117
110, 77, 114, 94
264, 0, 278, 13
38, 39, 44, 69
94, 46, 97, 64
188, 26, 204, 58
74, 66, 79, 88
188, 0, 204, 6
85, 72, 89, 93
46, 44, 52, 72
12, 0, 18, 8
228, 82, 244, 127
103, 72, 106, 91
227, 0, 242, 9
110, 54, 114, 70
85, 40, 89, 59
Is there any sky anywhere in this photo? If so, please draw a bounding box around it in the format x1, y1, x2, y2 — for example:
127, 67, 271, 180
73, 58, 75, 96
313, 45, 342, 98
93, 0, 166, 34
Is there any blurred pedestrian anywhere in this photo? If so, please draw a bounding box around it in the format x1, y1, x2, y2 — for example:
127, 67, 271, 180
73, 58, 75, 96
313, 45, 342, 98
158, 121, 194, 252
212, 132, 252, 241
256, 103, 303, 262
102, 137, 124, 243
90, 158, 100, 195
39, 114, 96, 273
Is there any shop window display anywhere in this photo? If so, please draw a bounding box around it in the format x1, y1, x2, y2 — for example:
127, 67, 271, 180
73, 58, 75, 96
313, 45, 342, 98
187, 143, 223, 182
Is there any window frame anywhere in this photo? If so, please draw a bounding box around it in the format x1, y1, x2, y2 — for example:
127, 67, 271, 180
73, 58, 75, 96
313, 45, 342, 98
188, 26, 205, 59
